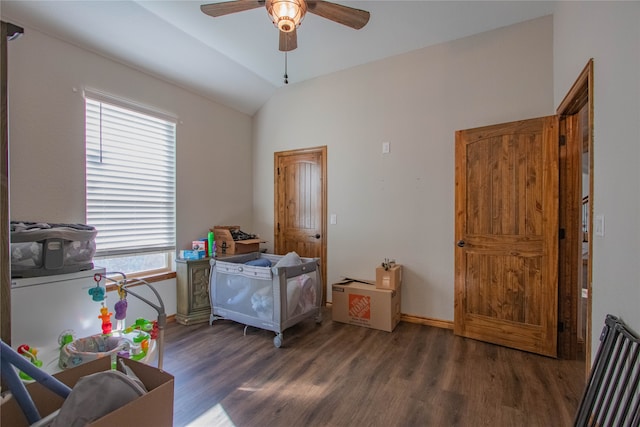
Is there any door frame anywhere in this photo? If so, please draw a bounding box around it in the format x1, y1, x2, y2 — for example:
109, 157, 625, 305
557, 59, 594, 372
274, 146, 327, 302
1, 21, 25, 345
1, 21, 11, 345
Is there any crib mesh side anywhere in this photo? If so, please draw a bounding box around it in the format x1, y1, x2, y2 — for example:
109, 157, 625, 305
574, 315, 640, 427
212, 260, 276, 323
209, 253, 322, 341
277, 266, 321, 325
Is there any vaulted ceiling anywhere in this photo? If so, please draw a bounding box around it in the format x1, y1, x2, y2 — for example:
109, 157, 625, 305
2, 1, 555, 115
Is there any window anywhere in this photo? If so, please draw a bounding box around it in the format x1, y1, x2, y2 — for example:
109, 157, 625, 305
85, 90, 176, 275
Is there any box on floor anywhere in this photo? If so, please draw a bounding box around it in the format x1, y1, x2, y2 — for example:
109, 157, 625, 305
1, 357, 174, 427
376, 264, 402, 290
332, 280, 401, 332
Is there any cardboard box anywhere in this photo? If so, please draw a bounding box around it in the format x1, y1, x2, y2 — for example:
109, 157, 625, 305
1, 357, 174, 427
212, 226, 263, 255
192, 240, 207, 252
180, 249, 206, 260
376, 264, 402, 290
332, 281, 401, 332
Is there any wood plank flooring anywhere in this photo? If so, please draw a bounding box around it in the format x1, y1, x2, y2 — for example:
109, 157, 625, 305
163, 308, 585, 427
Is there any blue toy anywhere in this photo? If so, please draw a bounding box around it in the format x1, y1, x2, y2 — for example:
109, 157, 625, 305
88, 272, 106, 301
88, 285, 105, 302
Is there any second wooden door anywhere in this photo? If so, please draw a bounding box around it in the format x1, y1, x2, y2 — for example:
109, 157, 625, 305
274, 146, 327, 296
454, 116, 559, 357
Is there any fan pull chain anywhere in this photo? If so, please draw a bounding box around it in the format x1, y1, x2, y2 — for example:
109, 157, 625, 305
283, 51, 289, 84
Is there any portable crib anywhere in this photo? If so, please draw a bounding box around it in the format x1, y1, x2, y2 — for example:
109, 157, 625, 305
209, 252, 323, 347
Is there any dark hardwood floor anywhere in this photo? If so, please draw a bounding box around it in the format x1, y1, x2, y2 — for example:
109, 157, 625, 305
163, 308, 586, 427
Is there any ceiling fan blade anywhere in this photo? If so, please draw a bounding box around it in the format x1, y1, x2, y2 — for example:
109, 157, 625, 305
200, 0, 264, 18
279, 28, 298, 52
306, 1, 370, 30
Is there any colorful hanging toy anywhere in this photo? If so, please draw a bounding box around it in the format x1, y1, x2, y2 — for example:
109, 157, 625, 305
88, 273, 106, 302
98, 304, 113, 335
114, 283, 128, 331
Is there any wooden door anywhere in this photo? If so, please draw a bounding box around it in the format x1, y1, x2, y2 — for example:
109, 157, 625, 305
454, 116, 559, 357
274, 146, 327, 296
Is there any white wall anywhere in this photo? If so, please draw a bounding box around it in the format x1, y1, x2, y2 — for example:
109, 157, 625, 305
553, 2, 640, 357
7, 27, 254, 316
253, 16, 554, 321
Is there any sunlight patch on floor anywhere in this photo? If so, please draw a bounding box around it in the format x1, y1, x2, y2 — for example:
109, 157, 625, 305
239, 378, 328, 400
186, 403, 236, 427
237, 386, 261, 392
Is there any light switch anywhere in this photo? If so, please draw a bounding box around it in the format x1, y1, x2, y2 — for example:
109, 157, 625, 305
382, 142, 390, 154
595, 214, 605, 237
330, 214, 337, 225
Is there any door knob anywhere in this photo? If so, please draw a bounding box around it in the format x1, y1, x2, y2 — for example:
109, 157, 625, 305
310, 234, 321, 239
457, 240, 465, 248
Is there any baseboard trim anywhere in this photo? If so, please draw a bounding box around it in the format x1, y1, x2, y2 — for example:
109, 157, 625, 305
325, 302, 453, 330
401, 313, 454, 330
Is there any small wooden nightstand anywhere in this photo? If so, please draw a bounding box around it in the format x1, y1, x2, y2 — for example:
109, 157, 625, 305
175, 258, 211, 325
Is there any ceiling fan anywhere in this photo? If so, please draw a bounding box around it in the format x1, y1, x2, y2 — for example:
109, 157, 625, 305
200, 0, 370, 52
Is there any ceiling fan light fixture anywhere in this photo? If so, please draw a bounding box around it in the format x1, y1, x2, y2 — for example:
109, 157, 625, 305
266, 0, 307, 33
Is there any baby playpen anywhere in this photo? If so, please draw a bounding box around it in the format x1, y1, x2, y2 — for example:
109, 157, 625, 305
209, 252, 323, 347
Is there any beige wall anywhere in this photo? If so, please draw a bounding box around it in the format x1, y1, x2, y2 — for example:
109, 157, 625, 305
252, 16, 554, 321
7, 27, 254, 315
9, 5, 638, 361
7, 27, 253, 254
553, 1, 640, 357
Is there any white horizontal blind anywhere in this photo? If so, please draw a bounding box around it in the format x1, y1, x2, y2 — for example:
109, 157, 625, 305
85, 97, 176, 257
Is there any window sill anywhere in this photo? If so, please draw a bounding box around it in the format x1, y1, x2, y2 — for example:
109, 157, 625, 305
105, 270, 176, 293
